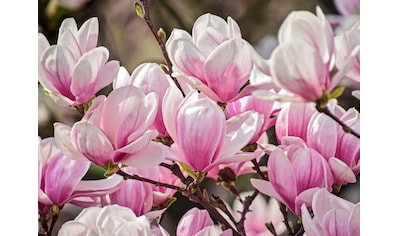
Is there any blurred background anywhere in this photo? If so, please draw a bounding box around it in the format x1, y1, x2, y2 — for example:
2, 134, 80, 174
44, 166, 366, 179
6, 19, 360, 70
38, 0, 359, 234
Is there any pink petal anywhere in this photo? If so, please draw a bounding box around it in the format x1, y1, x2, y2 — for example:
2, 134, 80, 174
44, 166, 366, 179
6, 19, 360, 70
307, 113, 338, 159
204, 39, 253, 102
40, 45, 76, 100
192, 13, 229, 47
72, 121, 114, 167
93, 60, 120, 94
322, 210, 350, 236
176, 98, 225, 171
219, 111, 260, 157
115, 130, 158, 156
108, 179, 153, 216
250, 178, 288, 207
71, 47, 109, 103
113, 66, 132, 89
348, 203, 360, 236
177, 208, 213, 236
58, 18, 78, 39
167, 33, 206, 81
275, 103, 316, 142
53, 122, 87, 160
77, 17, 99, 53
101, 85, 146, 144
291, 149, 333, 193
268, 148, 298, 211
162, 86, 185, 142
122, 141, 166, 168
329, 158, 356, 184
44, 155, 90, 205
57, 29, 81, 60
115, 92, 158, 147
270, 40, 326, 101
71, 175, 123, 199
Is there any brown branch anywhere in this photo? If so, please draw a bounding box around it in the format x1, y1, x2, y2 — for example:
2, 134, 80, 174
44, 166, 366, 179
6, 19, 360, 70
189, 185, 241, 236
279, 202, 294, 236
236, 190, 259, 235
251, 159, 268, 181
116, 169, 182, 191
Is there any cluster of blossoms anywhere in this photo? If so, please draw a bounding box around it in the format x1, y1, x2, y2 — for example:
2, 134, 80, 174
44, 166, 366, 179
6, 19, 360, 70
38, 0, 360, 235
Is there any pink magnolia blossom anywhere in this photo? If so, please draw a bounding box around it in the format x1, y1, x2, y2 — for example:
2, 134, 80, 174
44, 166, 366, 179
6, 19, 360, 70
54, 85, 165, 168
38, 17, 119, 106
58, 204, 170, 236
166, 13, 272, 103
114, 64, 174, 137
251, 142, 334, 215
176, 207, 232, 236
301, 188, 360, 236
232, 192, 286, 236
38, 137, 122, 214
269, 7, 342, 101
163, 87, 263, 173
306, 102, 360, 185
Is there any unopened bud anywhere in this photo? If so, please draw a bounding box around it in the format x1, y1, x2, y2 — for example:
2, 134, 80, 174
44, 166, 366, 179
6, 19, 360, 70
135, 2, 145, 18
265, 222, 276, 235
50, 205, 59, 216
157, 28, 167, 42
160, 64, 169, 74
217, 167, 236, 183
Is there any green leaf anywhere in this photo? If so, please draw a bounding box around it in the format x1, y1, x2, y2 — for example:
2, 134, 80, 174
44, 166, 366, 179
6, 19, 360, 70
328, 86, 345, 99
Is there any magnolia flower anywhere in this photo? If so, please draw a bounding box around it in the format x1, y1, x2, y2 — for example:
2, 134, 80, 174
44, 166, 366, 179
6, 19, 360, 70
58, 204, 170, 236
163, 87, 263, 173
176, 208, 232, 236
301, 188, 360, 236
114, 64, 175, 137
251, 142, 334, 215
166, 13, 272, 103
263, 7, 360, 102
38, 137, 122, 214
54, 85, 165, 168
38, 17, 119, 106
306, 101, 360, 185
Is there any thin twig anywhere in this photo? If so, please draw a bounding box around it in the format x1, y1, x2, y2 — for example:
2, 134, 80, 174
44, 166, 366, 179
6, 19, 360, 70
251, 159, 268, 181
279, 202, 294, 236
236, 190, 259, 235
139, 0, 185, 96
190, 186, 241, 236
